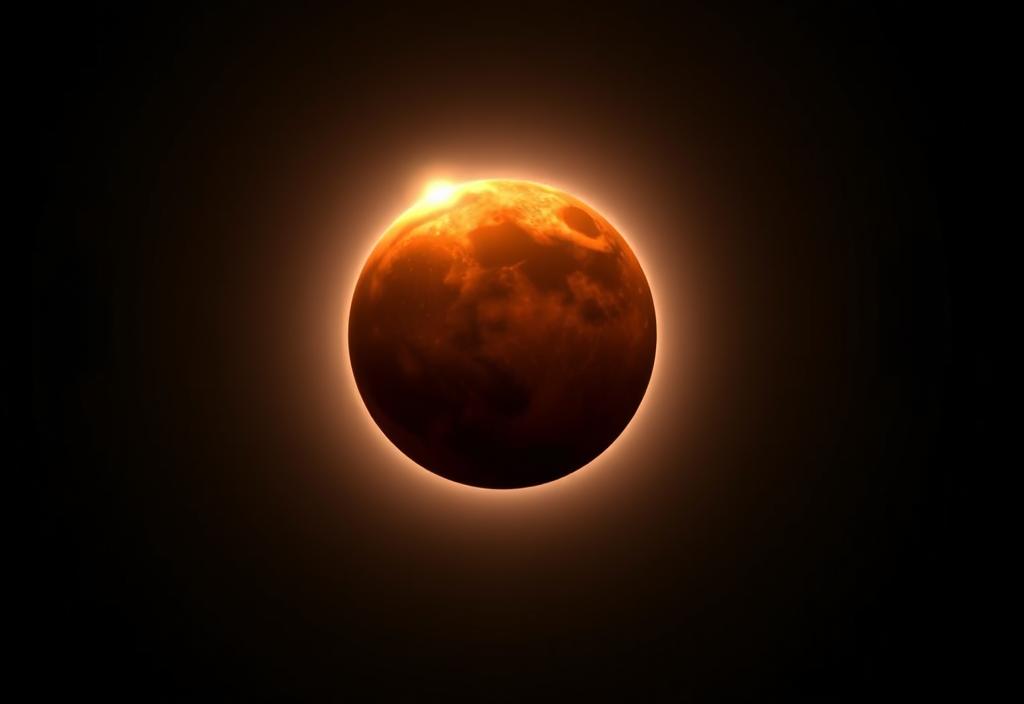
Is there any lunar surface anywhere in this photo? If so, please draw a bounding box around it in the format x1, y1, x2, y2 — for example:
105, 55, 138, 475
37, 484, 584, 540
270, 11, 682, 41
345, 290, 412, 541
348, 179, 656, 488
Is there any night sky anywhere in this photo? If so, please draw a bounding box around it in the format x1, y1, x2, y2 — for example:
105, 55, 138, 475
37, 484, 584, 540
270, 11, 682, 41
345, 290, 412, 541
31, 4, 981, 700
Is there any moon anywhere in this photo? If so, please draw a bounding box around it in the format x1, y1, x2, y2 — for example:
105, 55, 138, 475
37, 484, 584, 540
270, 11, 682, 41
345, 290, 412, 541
349, 179, 656, 488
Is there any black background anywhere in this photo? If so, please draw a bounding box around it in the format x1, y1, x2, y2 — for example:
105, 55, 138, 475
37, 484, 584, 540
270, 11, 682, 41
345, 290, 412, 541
31, 4, 982, 701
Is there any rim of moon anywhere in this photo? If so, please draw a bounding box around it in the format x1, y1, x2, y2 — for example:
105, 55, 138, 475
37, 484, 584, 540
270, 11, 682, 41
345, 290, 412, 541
349, 179, 656, 489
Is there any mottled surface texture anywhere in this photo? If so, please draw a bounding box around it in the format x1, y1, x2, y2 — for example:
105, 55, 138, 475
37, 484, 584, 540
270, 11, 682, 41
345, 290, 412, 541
349, 180, 656, 488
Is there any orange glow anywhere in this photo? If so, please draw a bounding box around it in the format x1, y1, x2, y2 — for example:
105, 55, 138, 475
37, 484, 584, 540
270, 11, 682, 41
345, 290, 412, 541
303, 143, 706, 533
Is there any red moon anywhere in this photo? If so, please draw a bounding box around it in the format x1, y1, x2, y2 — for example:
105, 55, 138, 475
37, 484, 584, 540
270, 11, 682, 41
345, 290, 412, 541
349, 179, 656, 488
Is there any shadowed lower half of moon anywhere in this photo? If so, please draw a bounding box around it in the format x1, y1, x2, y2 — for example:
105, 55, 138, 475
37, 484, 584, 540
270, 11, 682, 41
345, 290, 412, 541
348, 179, 656, 489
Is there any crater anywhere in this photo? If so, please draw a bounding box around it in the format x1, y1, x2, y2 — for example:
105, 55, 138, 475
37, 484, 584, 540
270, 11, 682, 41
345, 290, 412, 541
560, 206, 600, 238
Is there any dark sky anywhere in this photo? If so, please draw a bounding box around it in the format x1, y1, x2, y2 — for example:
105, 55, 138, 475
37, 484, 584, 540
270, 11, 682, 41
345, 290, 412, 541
30, 4, 982, 700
